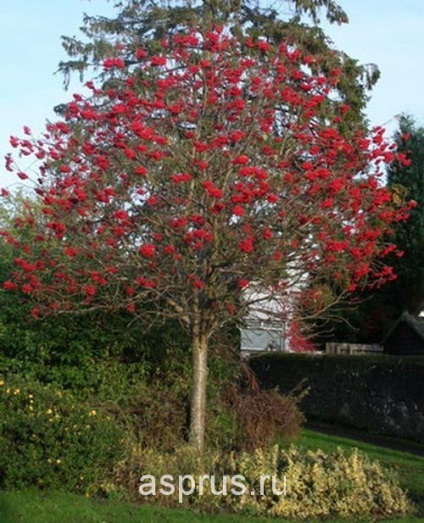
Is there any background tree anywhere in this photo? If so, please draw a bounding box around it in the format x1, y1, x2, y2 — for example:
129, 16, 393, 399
58, 0, 378, 131
2, 29, 409, 452
385, 115, 424, 314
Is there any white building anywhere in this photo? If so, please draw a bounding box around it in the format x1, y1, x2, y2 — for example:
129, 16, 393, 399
239, 284, 296, 356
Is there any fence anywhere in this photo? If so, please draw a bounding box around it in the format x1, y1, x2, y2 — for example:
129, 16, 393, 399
325, 343, 383, 355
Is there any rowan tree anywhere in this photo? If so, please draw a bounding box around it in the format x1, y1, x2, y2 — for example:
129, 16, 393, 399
2, 28, 411, 452
313, 116, 423, 345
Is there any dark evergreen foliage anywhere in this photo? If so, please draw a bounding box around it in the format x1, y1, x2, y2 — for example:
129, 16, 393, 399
57, 0, 378, 131
386, 115, 424, 314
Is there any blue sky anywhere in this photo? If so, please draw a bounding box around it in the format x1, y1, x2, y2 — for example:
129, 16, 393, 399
321, 0, 424, 132
1, 0, 423, 173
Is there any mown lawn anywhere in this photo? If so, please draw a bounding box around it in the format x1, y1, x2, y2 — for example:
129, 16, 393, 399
0, 490, 270, 523
1, 429, 424, 523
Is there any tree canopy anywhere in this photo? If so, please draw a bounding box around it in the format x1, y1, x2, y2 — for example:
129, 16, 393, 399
2, 26, 410, 452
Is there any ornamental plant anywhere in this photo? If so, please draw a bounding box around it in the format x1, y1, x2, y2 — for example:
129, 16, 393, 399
119, 445, 412, 518
2, 28, 412, 453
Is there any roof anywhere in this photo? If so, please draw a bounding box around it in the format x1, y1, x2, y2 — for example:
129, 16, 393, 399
382, 311, 424, 344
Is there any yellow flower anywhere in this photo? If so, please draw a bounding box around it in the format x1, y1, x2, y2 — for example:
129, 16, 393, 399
13, 389, 20, 395
89, 410, 97, 417
0, 380, 4, 387
56, 459, 61, 465
46, 408, 53, 415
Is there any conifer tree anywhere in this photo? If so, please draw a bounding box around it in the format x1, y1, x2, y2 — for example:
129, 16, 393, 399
386, 115, 424, 313
59, 0, 379, 131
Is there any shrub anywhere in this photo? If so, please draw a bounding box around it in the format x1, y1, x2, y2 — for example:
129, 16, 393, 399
101, 380, 189, 452
225, 446, 412, 519
0, 354, 152, 401
0, 375, 126, 494
232, 390, 304, 451
205, 358, 305, 452
118, 444, 413, 519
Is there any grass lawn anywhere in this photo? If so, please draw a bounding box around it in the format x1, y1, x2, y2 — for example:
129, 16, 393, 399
0, 490, 271, 523
1, 429, 424, 522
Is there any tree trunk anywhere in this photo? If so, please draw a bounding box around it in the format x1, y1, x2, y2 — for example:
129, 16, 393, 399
189, 329, 208, 454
